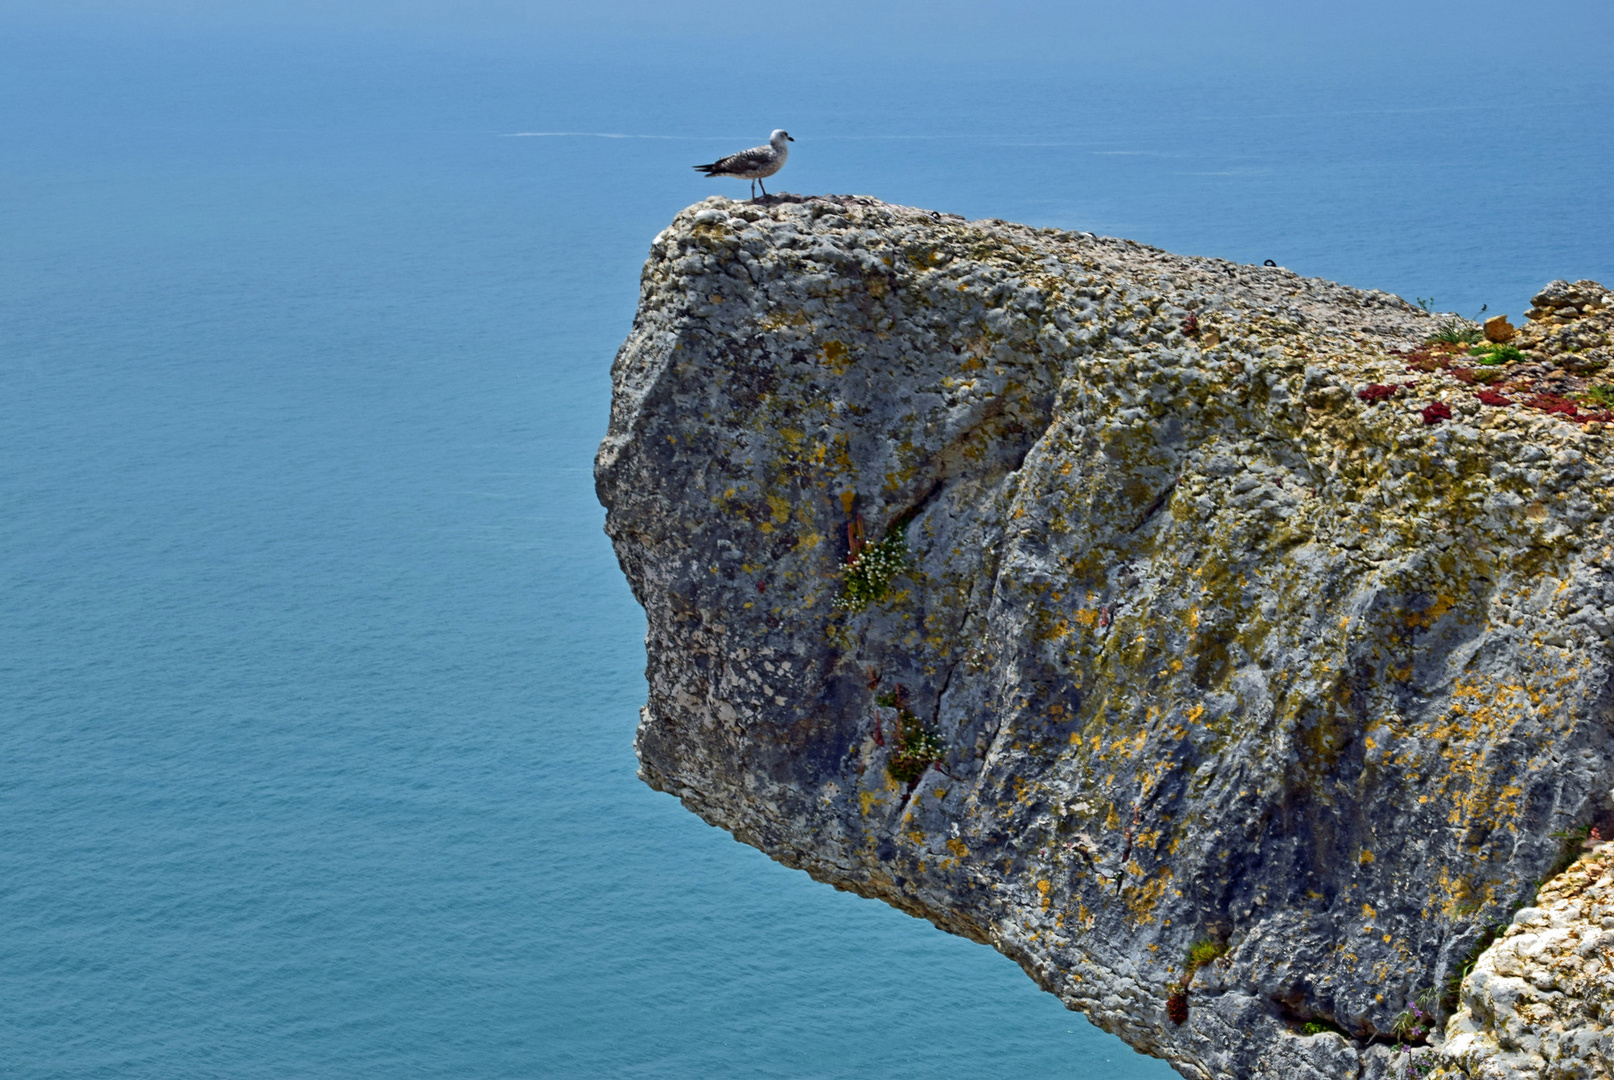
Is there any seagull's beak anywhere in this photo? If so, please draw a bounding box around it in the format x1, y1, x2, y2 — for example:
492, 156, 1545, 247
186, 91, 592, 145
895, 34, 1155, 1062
787, 136, 795, 142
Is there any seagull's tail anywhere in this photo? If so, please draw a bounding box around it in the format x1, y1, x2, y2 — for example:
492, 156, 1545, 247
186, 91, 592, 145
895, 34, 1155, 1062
692, 162, 723, 176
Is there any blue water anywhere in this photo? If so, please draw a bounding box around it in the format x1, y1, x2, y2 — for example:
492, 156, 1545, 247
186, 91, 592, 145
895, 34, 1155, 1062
2, 5, 1611, 1078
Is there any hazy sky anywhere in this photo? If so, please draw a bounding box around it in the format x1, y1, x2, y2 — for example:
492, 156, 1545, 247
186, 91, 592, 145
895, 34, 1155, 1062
7, 0, 1613, 73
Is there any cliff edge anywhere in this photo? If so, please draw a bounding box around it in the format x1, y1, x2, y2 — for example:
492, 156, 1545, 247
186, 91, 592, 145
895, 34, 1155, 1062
595, 194, 1614, 1080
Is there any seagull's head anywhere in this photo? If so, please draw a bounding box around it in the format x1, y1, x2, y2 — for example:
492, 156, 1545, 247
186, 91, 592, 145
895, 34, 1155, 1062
770, 129, 794, 148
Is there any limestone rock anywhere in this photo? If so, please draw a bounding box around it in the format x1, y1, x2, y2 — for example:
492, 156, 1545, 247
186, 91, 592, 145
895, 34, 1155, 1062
1531, 280, 1612, 317
1444, 842, 1614, 1079
1485, 315, 1518, 343
596, 195, 1614, 1080
1512, 282, 1614, 374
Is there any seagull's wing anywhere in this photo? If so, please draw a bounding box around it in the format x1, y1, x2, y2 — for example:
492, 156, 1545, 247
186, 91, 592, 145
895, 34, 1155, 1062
696, 145, 774, 175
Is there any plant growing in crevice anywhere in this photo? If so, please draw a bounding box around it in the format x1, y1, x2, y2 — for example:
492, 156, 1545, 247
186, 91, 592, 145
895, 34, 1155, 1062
1166, 988, 1189, 1026
1545, 823, 1596, 880
1438, 824, 1610, 1013
1430, 826, 1604, 1016
1396, 1049, 1441, 1080
1166, 937, 1229, 1026
1388, 989, 1443, 1079
1521, 393, 1614, 423
1441, 921, 1505, 1015
1391, 988, 1438, 1045
1429, 316, 1483, 345
874, 684, 945, 785
834, 521, 909, 612
1403, 346, 1444, 372
1582, 385, 1614, 410
889, 721, 945, 785
1470, 342, 1524, 365
1184, 938, 1228, 974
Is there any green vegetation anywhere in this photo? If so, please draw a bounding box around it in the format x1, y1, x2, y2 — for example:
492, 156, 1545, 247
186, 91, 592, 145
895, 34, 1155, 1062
1391, 988, 1439, 1044
1437, 824, 1598, 1014
834, 528, 908, 612
1468, 342, 1524, 365
1440, 889, 1539, 1015
887, 721, 945, 785
1165, 937, 1229, 1029
1184, 939, 1228, 974
1582, 385, 1614, 409
1442, 922, 1506, 1015
874, 684, 946, 785
1430, 316, 1483, 345
1300, 1019, 1345, 1037
1546, 823, 1594, 881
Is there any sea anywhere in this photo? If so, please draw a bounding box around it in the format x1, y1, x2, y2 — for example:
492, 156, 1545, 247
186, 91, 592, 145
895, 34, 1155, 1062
2, 5, 1610, 1077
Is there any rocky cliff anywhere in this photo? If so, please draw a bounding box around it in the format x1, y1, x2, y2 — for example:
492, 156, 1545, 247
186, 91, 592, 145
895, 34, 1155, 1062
595, 194, 1614, 1080
1445, 840, 1614, 1079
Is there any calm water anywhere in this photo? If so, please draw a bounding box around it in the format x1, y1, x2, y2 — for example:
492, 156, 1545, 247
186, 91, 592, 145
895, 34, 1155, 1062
2, 7, 1611, 1078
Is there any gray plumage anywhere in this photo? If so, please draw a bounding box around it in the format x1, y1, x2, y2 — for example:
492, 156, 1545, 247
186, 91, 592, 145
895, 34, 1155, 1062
694, 130, 793, 199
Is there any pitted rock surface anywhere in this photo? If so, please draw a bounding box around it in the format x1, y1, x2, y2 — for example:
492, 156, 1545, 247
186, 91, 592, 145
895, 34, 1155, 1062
1516, 280, 1614, 375
595, 195, 1614, 1080
1443, 843, 1614, 1079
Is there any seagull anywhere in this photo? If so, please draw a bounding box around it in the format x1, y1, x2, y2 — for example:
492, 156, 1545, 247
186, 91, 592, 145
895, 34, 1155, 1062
693, 130, 794, 200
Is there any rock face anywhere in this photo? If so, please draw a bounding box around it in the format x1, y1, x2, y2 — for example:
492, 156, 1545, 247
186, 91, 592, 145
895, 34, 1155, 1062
595, 195, 1614, 1080
1445, 841, 1614, 1080
1518, 281, 1614, 375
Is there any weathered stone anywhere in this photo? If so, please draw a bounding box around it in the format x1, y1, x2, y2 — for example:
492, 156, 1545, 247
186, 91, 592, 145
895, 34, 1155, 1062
1533, 280, 1613, 314
1511, 285, 1614, 374
1486, 316, 1518, 343
1444, 844, 1614, 1079
597, 195, 1614, 1080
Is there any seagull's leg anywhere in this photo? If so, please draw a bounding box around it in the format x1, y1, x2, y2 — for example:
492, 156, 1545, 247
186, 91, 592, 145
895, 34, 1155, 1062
758, 178, 768, 198
750, 179, 756, 200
